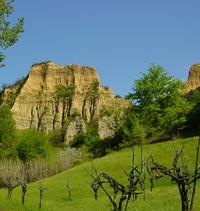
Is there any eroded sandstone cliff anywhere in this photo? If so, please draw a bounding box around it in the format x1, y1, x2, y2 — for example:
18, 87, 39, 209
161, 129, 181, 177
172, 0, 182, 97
183, 63, 200, 93
0, 61, 128, 143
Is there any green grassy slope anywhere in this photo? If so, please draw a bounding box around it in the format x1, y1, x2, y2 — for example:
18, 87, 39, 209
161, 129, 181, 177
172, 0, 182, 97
0, 137, 200, 211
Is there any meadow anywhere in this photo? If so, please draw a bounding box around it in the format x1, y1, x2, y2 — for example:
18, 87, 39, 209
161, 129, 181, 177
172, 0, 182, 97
0, 136, 199, 211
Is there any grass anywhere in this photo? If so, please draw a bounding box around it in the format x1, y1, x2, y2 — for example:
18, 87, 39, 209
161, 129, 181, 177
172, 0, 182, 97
0, 136, 200, 210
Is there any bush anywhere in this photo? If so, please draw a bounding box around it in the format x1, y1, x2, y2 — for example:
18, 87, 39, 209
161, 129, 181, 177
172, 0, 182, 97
17, 130, 51, 162
85, 135, 106, 157
70, 123, 107, 157
84, 124, 110, 157
49, 130, 65, 147
70, 132, 86, 148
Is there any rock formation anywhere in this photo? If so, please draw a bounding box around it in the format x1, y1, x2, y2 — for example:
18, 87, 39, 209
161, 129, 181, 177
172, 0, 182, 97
183, 63, 200, 93
0, 61, 129, 143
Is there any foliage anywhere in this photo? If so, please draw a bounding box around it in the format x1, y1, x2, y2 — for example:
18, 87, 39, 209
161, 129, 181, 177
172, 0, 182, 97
0, 76, 27, 107
17, 130, 51, 162
0, 104, 16, 145
41, 63, 48, 82
0, 0, 24, 67
158, 96, 191, 136
83, 80, 100, 120
70, 132, 86, 148
0, 105, 17, 157
115, 94, 122, 98
120, 107, 145, 145
49, 130, 65, 147
70, 123, 107, 157
98, 106, 145, 150
54, 84, 75, 124
54, 84, 75, 101
185, 87, 200, 130
86, 80, 99, 98
80, 124, 102, 157
126, 65, 190, 137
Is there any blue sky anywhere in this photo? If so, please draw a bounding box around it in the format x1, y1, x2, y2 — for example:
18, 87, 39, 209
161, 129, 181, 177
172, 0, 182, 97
0, 0, 200, 96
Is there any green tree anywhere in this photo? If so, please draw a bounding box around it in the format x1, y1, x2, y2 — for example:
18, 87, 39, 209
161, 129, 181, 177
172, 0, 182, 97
70, 123, 106, 157
0, 104, 17, 158
185, 87, 200, 130
84, 123, 102, 156
120, 107, 145, 145
54, 84, 75, 125
0, 104, 16, 147
158, 96, 191, 136
82, 80, 100, 120
0, 0, 24, 67
127, 65, 190, 137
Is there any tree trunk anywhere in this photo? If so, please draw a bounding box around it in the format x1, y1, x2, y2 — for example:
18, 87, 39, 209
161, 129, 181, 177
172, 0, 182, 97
82, 98, 87, 119
124, 194, 131, 211
67, 98, 72, 118
22, 184, 27, 205
53, 101, 59, 130
7, 187, 13, 199
61, 101, 66, 126
181, 194, 189, 211
118, 193, 127, 211
190, 137, 200, 211
113, 204, 118, 211
90, 98, 96, 120
39, 189, 43, 209
179, 185, 189, 211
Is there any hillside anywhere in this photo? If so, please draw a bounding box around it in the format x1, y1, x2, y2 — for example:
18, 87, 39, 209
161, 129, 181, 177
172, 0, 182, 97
0, 137, 199, 211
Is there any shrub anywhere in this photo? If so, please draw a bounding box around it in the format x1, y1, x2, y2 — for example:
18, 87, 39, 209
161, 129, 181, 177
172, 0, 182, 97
84, 125, 106, 157
49, 130, 64, 147
17, 130, 51, 162
70, 132, 86, 148
70, 123, 107, 157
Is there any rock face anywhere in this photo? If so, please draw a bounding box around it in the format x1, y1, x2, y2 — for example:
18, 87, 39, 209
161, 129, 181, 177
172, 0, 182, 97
0, 61, 128, 143
184, 63, 200, 93
98, 116, 116, 140
64, 117, 86, 145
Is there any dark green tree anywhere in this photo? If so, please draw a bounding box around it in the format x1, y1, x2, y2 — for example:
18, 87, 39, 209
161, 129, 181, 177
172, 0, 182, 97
82, 80, 100, 120
0, 0, 24, 67
54, 84, 75, 125
158, 96, 191, 137
185, 87, 200, 130
120, 107, 145, 145
84, 123, 102, 157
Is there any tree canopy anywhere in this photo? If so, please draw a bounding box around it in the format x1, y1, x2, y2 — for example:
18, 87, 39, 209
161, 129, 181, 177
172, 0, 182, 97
0, 0, 24, 67
126, 65, 191, 137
